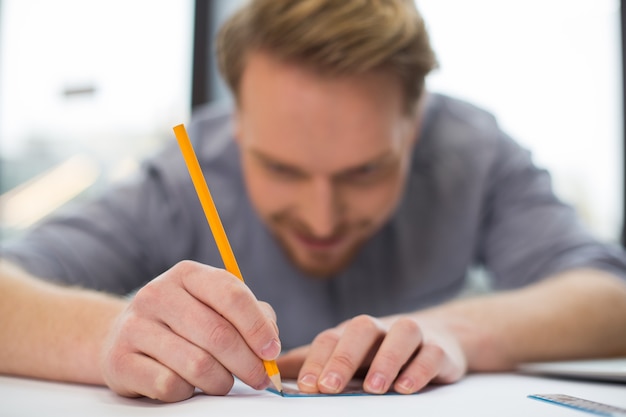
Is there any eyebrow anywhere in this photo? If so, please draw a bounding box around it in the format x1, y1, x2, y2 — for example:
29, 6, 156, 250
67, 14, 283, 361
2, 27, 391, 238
249, 148, 395, 178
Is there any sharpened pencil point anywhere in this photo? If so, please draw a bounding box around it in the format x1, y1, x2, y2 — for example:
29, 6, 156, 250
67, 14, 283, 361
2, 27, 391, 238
269, 372, 283, 396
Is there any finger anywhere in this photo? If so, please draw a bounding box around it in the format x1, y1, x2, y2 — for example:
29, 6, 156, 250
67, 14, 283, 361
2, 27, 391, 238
295, 329, 341, 393
393, 343, 446, 394
259, 301, 279, 335
178, 261, 281, 360
363, 317, 423, 394
105, 351, 194, 402
144, 284, 270, 390
318, 315, 385, 394
276, 345, 310, 378
131, 319, 238, 396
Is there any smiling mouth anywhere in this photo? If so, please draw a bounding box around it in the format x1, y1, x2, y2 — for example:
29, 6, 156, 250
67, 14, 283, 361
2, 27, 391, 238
293, 231, 346, 251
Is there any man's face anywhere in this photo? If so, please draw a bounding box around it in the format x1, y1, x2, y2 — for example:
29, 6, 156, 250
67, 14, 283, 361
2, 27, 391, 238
235, 52, 421, 278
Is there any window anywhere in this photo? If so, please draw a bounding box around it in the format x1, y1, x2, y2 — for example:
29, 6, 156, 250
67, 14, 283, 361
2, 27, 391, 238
0, 0, 194, 239
418, 0, 622, 242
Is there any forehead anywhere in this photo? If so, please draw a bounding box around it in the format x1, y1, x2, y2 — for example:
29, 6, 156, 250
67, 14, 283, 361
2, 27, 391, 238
236, 52, 413, 172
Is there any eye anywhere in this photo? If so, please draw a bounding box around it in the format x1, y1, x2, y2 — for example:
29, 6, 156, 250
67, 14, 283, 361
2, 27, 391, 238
350, 164, 379, 177
337, 163, 384, 185
263, 161, 304, 180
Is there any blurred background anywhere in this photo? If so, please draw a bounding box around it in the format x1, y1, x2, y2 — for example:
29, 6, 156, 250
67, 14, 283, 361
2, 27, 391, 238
0, 0, 623, 246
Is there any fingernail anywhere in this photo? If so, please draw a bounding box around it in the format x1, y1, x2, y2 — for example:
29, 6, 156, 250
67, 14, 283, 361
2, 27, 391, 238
396, 377, 414, 393
260, 339, 281, 359
298, 373, 317, 390
367, 372, 387, 393
319, 372, 342, 393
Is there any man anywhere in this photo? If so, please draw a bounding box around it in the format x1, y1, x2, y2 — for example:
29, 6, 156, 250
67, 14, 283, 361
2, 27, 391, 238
2, 0, 626, 403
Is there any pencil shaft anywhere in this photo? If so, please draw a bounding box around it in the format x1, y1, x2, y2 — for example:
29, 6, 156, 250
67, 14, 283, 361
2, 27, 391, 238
173, 124, 283, 393
173, 124, 242, 280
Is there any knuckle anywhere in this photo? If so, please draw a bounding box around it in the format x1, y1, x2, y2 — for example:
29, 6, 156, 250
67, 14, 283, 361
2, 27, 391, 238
413, 361, 431, 378
246, 315, 271, 342
312, 329, 340, 349
110, 313, 145, 350
222, 284, 253, 311
119, 311, 142, 333
426, 344, 445, 362
109, 350, 129, 372
240, 361, 269, 388
207, 322, 239, 352
173, 259, 199, 275
414, 345, 444, 376
395, 317, 421, 337
102, 350, 130, 383
186, 351, 219, 380
301, 360, 325, 376
349, 314, 379, 333
376, 349, 403, 367
133, 284, 160, 311
330, 352, 358, 372
206, 377, 235, 396
152, 370, 193, 402
258, 301, 277, 322
185, 353, 236, 396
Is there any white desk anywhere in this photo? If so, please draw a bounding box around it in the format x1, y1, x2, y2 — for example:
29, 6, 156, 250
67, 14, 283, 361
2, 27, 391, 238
1, 373, 624, 417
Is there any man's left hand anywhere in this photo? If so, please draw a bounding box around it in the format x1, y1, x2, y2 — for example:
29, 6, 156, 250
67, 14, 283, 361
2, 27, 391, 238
277, 314, 467, 394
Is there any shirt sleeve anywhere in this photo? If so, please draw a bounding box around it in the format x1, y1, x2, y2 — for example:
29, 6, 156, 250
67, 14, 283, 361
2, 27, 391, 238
477, 131, 626, 289
1, 142, 202, 295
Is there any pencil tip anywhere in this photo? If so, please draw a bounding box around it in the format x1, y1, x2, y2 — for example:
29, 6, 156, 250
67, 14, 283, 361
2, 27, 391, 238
269, 373, 283, 396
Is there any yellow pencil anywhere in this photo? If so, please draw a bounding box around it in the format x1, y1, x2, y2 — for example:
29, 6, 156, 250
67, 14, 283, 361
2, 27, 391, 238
173, 123, 283, 395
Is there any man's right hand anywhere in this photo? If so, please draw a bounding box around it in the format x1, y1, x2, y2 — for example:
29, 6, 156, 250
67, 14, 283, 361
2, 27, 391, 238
100, 260, 281, 402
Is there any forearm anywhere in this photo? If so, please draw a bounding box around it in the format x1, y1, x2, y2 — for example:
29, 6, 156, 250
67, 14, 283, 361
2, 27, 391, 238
0, 260, 127, 384
413, 269, 626, 371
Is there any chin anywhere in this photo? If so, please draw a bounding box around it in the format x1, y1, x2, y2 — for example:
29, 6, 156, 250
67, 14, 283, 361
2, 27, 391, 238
284, 243, 365, 279
293, 261, 346, 279
268, 221, 373, 279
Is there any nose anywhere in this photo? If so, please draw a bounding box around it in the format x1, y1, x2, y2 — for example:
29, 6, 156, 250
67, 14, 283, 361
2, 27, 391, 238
300, 177, 341, 237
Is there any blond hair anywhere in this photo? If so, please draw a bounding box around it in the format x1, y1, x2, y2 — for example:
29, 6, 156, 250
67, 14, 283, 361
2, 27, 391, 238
216, 0, 437, 114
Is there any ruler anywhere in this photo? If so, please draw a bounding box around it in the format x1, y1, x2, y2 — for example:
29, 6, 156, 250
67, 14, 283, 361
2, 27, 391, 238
529, 394, 626, 417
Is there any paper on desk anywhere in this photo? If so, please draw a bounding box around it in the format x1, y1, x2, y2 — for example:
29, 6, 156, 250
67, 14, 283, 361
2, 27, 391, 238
266, 379, 407, 397
3, 374, 626, 417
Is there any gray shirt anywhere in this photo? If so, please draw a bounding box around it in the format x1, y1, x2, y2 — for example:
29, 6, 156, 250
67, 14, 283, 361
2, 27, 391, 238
4, 93, 626, 349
